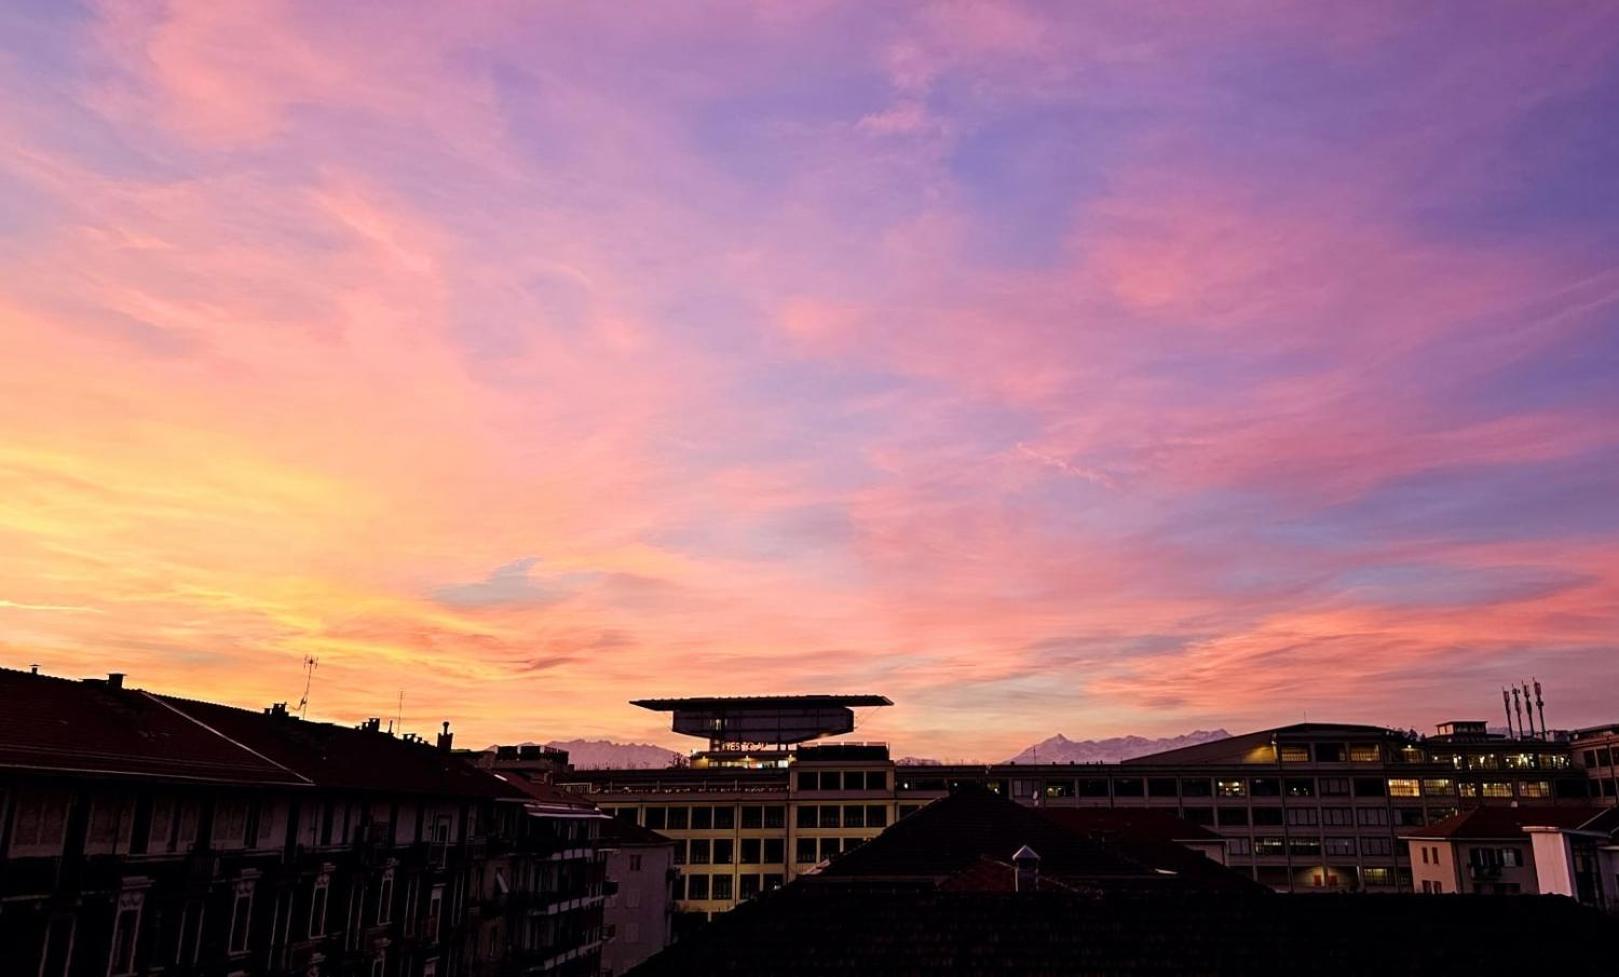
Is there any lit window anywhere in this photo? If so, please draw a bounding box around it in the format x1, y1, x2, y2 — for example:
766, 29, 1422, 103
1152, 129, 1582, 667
1422, 779, 1453, 796
1482, 782, 1513, 798
1279, 745, 1311, 763
1216, 780, 1246, 798
1387, 779, 1420, 798
1347, 745, 1381, 763
1457, 782, 1479, 798
1519, 781, 1551, 799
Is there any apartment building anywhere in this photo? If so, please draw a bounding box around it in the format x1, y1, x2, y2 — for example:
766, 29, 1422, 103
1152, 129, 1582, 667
567, 699, 1599, 914
1404, 805, 1619, 904
0, 666, 605, 977
598, 818, 675, 977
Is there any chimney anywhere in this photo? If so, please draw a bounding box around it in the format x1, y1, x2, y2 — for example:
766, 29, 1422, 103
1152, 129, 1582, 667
438, 721, 454, 752
1012, 845, 1040, 892
107, 672, 125, 690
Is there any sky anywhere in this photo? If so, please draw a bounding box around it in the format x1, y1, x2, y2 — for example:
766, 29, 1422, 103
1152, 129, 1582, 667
2, 1, 1618, 762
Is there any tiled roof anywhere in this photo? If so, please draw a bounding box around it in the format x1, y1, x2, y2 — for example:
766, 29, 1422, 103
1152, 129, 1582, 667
1402, 805, 1619, 840
814, 786, 1260, 892
155, 694, 522, 798
626, 888, 1617, 976
0, 666, 520, 798
1038, 806, 1223, 842
0, 667, 304, 786
630, 695, 892, 710
599, 816, 678, 848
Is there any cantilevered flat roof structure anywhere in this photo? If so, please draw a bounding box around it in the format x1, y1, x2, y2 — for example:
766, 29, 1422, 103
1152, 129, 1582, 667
632, 695, 892, 751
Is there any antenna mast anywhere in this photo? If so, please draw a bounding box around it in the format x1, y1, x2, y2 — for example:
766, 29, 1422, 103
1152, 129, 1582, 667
1502, 689, 1513, 737
1534, 679, 1547, 738
1511, 687, 1524, 740
297, 656, 319, 720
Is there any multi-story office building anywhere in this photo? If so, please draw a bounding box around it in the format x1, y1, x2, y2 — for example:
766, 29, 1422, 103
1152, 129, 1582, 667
566, 698, 1601, 914
0, 666, 606, 977
1571, 724, 1619, 801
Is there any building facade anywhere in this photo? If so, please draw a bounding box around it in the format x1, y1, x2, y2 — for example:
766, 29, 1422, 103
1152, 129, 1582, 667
1403, 805, 1619, 904
0, 667, 605, 977
597, 819, 675, 977
568, 717, 1600, 913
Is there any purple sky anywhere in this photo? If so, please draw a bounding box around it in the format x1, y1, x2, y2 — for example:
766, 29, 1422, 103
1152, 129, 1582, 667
1, 1, 1617, 759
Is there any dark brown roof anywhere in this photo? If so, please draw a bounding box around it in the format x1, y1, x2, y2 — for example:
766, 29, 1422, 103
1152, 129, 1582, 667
1403, 805, 1619, 841
813, 786, 1260, 893
627, 889, 1616, 976
1038, 806, 1223, 843
599, 816, 678, 848
630, 694, 892, 710
0, 666, 521, 798
154, 694, 522, 798
0, 667, 305, 786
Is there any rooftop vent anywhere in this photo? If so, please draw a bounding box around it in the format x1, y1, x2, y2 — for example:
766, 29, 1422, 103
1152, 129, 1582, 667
107, 672, 125, 690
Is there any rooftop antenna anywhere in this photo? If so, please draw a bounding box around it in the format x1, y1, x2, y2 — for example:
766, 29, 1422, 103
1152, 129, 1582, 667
1521, 681, 1536, 740
1502, 688, 1513, 737
296, 656, 319, 720
1534, 679, 1546, 738
1511, 686, 1524, 741
394, 690, 404, 737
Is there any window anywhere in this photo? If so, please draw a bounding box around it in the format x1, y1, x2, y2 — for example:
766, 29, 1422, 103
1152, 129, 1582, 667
228, 881, 254, 954
666, 807, 689, 830
820, 772, 843, 790
796, 806, 817, 829
1147, 778, 1178, 798
1254, 837, 1285, 857
1227, 837, 1251, 856
1316, 743, 1346, 763
740, 838, 761, 864
795, 838, 817, 863
1352, 778, 1385, 798
671, 840, 687, 865
763, 838, 785, 863
1182, 807, 1215, 827
819, 805, 841, 828
797, 771, 819, 791
711, 875, 733, 901
740, 806, 762, 829
1317, 777, 1350, 797
108, 892, 143, 977
1356, 808, 1389, 826
819, 838, 842, 861
1361, 836, 1394, 855
1289, 838, 1321, 856
1217, 779, 1247, 798
309, 874, 330, 938
1387, 779, 1420, 798
688, 839, 710, 865
1113, 778, 1144, 797
1044, 780, 1075, 799
1216, 807, 1249, 826
424, 884, 445, 942
763, 873, 784, 891
1457, 782, 1479, 798
1181, 778, 1212, 797
686, 875, 709, 900
1079, 778, 1110, 797
1519, 781, 1551, 799
1286, 807, 1319, 826
763, 806, 785, 829
644, 807, 667, 830
377, 869, 394, 925
1325, 837, 1356, 856
1482, 782, 1513, 798
1250, 778, 1280, 797
1252, 807, 1284, 826
1321, 807, 1353, 826
690, 807, 713, 830
370, 951, 386, 977
1583, 750, 1599, 768
713, 806, 735, 829
1421, 846, 1430, 864
9, 790, 71, 857
844, 805, 866, 828
402, 876, 419, 937
739, 874, 761, 899
1362, 867, 1393, 885
866, 771, 888, 790
712, 839, 733, 865
1422, 779, 1454, 796
1285, 778, 1315, 797
1348, 744, 1381, 763
1279, 745, 1311, 763
1395, 808, 1424, 827
866, 805, 887, 828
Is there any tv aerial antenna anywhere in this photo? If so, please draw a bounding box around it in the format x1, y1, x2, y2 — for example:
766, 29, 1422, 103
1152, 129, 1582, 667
296, 656, 319, 719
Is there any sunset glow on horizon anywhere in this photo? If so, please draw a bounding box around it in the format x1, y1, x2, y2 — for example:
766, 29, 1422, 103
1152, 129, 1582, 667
3, 1, 1618, 761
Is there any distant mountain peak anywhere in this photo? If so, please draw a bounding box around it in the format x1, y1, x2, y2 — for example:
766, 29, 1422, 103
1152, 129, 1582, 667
543, 738, 684, 770
1007, 729, 1231, 764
